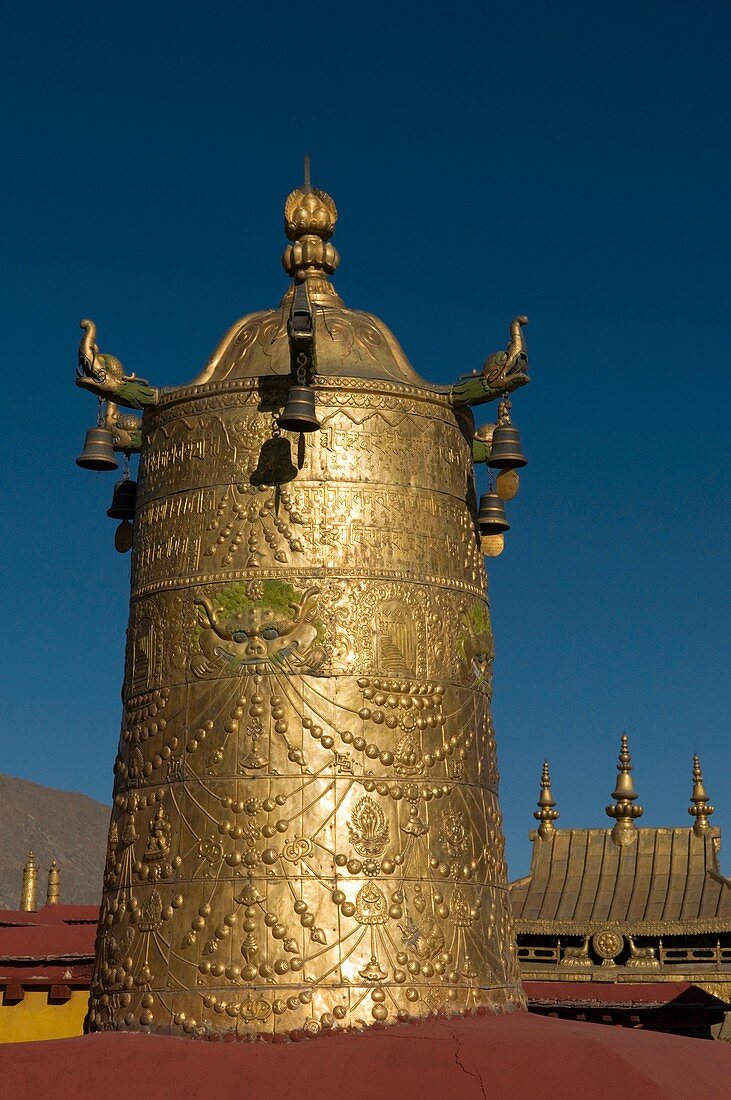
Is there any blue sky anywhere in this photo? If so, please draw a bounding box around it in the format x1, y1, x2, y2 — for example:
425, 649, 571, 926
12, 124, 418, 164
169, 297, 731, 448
1, 2, 729, 878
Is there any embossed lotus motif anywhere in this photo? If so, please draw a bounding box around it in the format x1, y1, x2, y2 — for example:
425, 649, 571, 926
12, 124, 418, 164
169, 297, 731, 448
348, 796, 389, 857
284, 188, 337, 241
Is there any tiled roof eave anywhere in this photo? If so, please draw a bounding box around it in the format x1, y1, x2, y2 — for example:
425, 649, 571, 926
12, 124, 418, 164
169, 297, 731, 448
516, 916, 731, 936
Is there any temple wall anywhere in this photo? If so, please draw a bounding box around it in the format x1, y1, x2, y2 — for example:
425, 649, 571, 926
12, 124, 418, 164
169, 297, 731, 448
0, 992, 88, 1043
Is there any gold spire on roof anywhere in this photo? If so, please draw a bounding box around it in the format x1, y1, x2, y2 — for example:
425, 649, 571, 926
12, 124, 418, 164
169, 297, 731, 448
282, 156, 340, 279
688, 754, 714, 836
606, 734, 643, 846
533, 760, 559, 839
20, 850, 38, 912
46, 859, 61, 905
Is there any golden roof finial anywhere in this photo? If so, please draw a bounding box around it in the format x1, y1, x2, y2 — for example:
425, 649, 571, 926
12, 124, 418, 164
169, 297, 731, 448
282, 158, 340, 280
533, 760, 559, 839
46, 859, 61, 905
20, 850, 38, 912
689, 754, 714, 836
606, 733, 643, 846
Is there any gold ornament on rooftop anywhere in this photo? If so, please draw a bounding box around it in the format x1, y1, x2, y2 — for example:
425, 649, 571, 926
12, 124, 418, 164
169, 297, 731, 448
533, 761, 559, 839
282, 156, 339, 278
46, 860, 61, 905
606, 734, 644, 846
20, 851, 38, 912
688, 754, 714, 835
74, 164, 531, 1039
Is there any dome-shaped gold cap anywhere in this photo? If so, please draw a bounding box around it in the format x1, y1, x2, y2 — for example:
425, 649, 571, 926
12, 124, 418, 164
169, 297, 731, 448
190, 162, 427, 387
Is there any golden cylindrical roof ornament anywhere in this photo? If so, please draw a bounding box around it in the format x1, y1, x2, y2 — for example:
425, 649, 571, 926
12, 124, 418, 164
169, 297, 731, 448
20, 851, 38, 912
47, 859, 61, 905
80, 177, 528, 1039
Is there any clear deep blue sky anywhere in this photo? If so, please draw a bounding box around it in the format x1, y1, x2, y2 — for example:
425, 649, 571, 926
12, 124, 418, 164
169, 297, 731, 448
1, 2, 728, 878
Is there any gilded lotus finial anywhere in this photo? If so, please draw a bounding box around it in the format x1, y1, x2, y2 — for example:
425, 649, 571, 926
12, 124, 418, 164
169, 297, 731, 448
282, 159, 340, 277
284, 188, 337, 241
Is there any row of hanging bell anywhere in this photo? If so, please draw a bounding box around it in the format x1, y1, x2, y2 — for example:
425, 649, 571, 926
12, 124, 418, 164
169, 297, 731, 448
478, 404, 527, 535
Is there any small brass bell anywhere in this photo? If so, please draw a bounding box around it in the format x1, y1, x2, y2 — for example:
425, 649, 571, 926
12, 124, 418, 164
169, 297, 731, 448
487, 422, 527, 470
277, 384, 321, 433
107, 478, 137, 520
477, 491, 510, 535
76, 427, 118, 471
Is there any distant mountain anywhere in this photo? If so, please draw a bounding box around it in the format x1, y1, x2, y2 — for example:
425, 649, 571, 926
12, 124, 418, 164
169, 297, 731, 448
0, 773, 108, 909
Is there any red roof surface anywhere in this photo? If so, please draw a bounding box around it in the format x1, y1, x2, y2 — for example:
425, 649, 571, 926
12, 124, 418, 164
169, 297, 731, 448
0, 923, 96, 962
0, 905, 97, 989
0, 904, 98, 928
2, 1011, 730, 1100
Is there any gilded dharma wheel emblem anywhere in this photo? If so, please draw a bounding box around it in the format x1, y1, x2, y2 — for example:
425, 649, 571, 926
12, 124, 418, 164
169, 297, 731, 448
74, 170, 531, 1039
592, 929, 624, 961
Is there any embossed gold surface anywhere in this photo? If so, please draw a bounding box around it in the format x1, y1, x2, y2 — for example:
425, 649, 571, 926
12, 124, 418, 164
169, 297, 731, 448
84, 180, 525, 1038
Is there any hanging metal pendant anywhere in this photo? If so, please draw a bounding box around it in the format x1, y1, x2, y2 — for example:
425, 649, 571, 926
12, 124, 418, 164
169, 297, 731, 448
486, 422, 527, 470
114, 519, 133, 553
76, 427, 119, 471
496, 468, 520, 500
481, 533, 505, 557
477, 491, 510, 534
107, 478, 137, 520
277, 384, 321, 433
